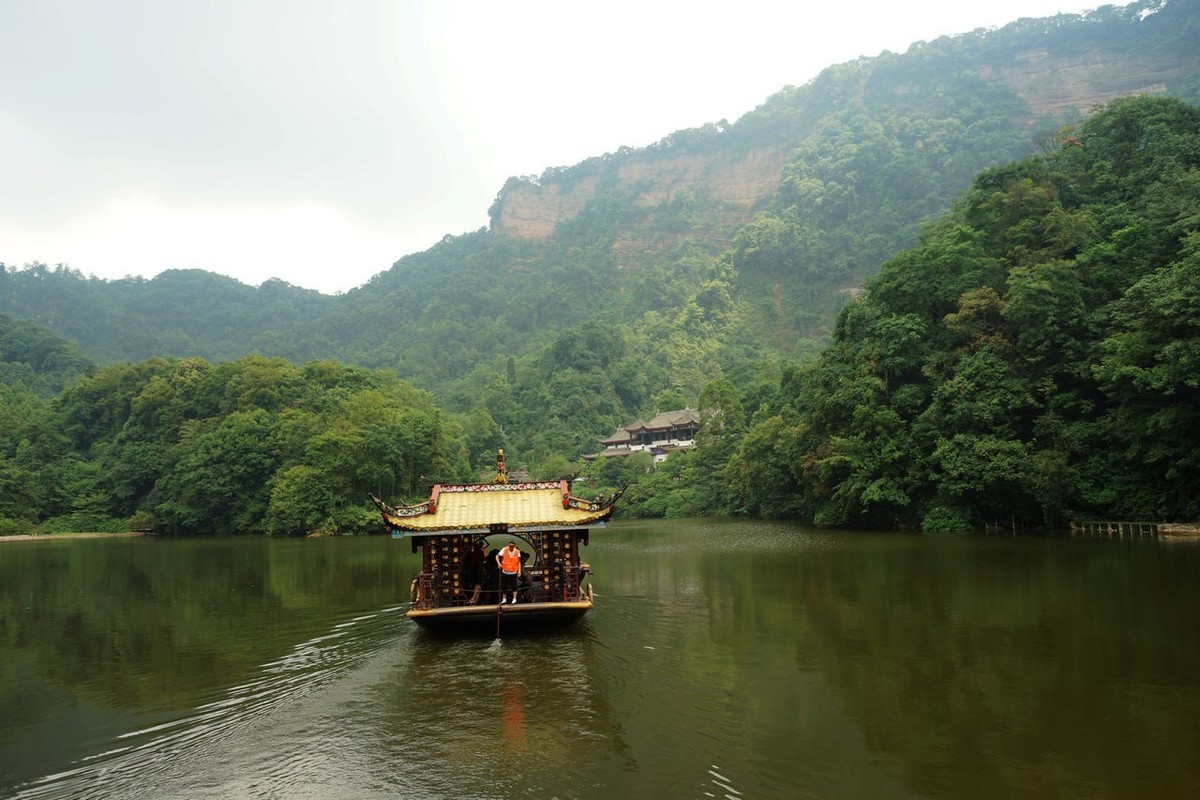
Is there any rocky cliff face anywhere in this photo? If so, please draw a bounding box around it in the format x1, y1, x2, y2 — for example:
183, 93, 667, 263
983, 48, 1194, 119
490, 15, 1200, 252
492, 145, 791, 244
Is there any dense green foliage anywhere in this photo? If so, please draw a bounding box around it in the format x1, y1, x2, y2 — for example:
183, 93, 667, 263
0, 267, 330, 364
0, 312, 92, 397
0, 317, 95, 535
1, 356, 467, 535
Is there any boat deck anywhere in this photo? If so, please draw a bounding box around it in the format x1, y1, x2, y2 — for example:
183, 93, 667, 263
406, 598, 593, 632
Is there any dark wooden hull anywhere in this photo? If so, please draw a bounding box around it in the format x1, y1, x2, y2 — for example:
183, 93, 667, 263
407, 599, 592, 634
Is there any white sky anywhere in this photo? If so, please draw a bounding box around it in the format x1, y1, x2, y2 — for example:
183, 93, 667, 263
0, 0, 1095, 294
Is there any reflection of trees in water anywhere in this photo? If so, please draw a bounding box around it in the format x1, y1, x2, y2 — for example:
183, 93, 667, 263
797, 539, 1200, 799
587, 524, 831, 795
590, 522, 1200, 797
0, 538, 413, 715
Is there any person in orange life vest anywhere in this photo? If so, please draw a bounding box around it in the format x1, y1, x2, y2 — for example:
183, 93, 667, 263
497, 541, 523, 604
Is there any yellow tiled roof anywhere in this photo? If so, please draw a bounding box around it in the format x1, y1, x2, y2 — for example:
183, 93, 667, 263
393, 486, 610, 531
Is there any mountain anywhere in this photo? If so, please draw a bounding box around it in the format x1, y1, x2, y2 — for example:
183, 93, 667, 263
3, 0, 1199, 458
0, 265, 328, 364
491, 0, 1200, 254
483, 0, 1200, 346
0, 312, 92, 397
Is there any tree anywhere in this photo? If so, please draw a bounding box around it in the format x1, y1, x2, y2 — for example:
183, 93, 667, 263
153, 410, 277, 534
265, 465, 333, 536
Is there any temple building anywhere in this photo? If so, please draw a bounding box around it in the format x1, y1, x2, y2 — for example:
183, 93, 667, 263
590, 408, 700, 463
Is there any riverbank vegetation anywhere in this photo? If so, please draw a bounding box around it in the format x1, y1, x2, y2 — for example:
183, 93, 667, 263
2, 97, 1197, 535
1, 354, 469, 535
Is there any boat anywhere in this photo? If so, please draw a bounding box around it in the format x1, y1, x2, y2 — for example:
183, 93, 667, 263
371, 450, 622, 633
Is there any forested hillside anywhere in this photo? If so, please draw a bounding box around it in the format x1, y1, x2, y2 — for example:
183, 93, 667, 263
2, 2, 1199, 535
0, 267, 329, 364
617, 95, 1198, 530
0, 313, 92, 397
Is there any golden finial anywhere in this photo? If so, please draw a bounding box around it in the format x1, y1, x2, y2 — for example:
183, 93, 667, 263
493, 449, 508, 484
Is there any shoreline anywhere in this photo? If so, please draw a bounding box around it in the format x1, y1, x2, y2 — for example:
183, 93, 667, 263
0, 531, 148, 542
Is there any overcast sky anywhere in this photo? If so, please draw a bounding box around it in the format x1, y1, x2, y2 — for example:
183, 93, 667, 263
1, 0, 1094, 294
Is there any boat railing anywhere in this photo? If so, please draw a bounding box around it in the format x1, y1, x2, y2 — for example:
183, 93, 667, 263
412, 573, 438, 610
410, 564, 590, 609
560, 566, 582, 602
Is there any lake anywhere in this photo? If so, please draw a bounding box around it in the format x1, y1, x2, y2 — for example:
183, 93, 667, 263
2, 520, 1198, 799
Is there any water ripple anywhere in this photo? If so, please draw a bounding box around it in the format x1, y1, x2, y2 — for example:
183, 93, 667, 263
12, 606, 407, 800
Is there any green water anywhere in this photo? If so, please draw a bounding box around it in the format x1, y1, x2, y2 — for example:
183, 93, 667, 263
2, 521, 1198, 798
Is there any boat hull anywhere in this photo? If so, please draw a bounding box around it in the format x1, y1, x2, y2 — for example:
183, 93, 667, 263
406, 599, 592, 633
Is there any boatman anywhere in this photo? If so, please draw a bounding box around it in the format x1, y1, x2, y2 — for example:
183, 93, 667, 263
464, 538, 487, 605
497, 541, 523, 605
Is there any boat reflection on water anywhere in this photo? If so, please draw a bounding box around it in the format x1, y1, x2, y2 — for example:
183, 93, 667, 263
376, 623, 634, 798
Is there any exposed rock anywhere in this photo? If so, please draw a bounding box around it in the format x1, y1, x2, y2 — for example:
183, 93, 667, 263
493, 146, 791, 243
982, 48, 1191, 119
